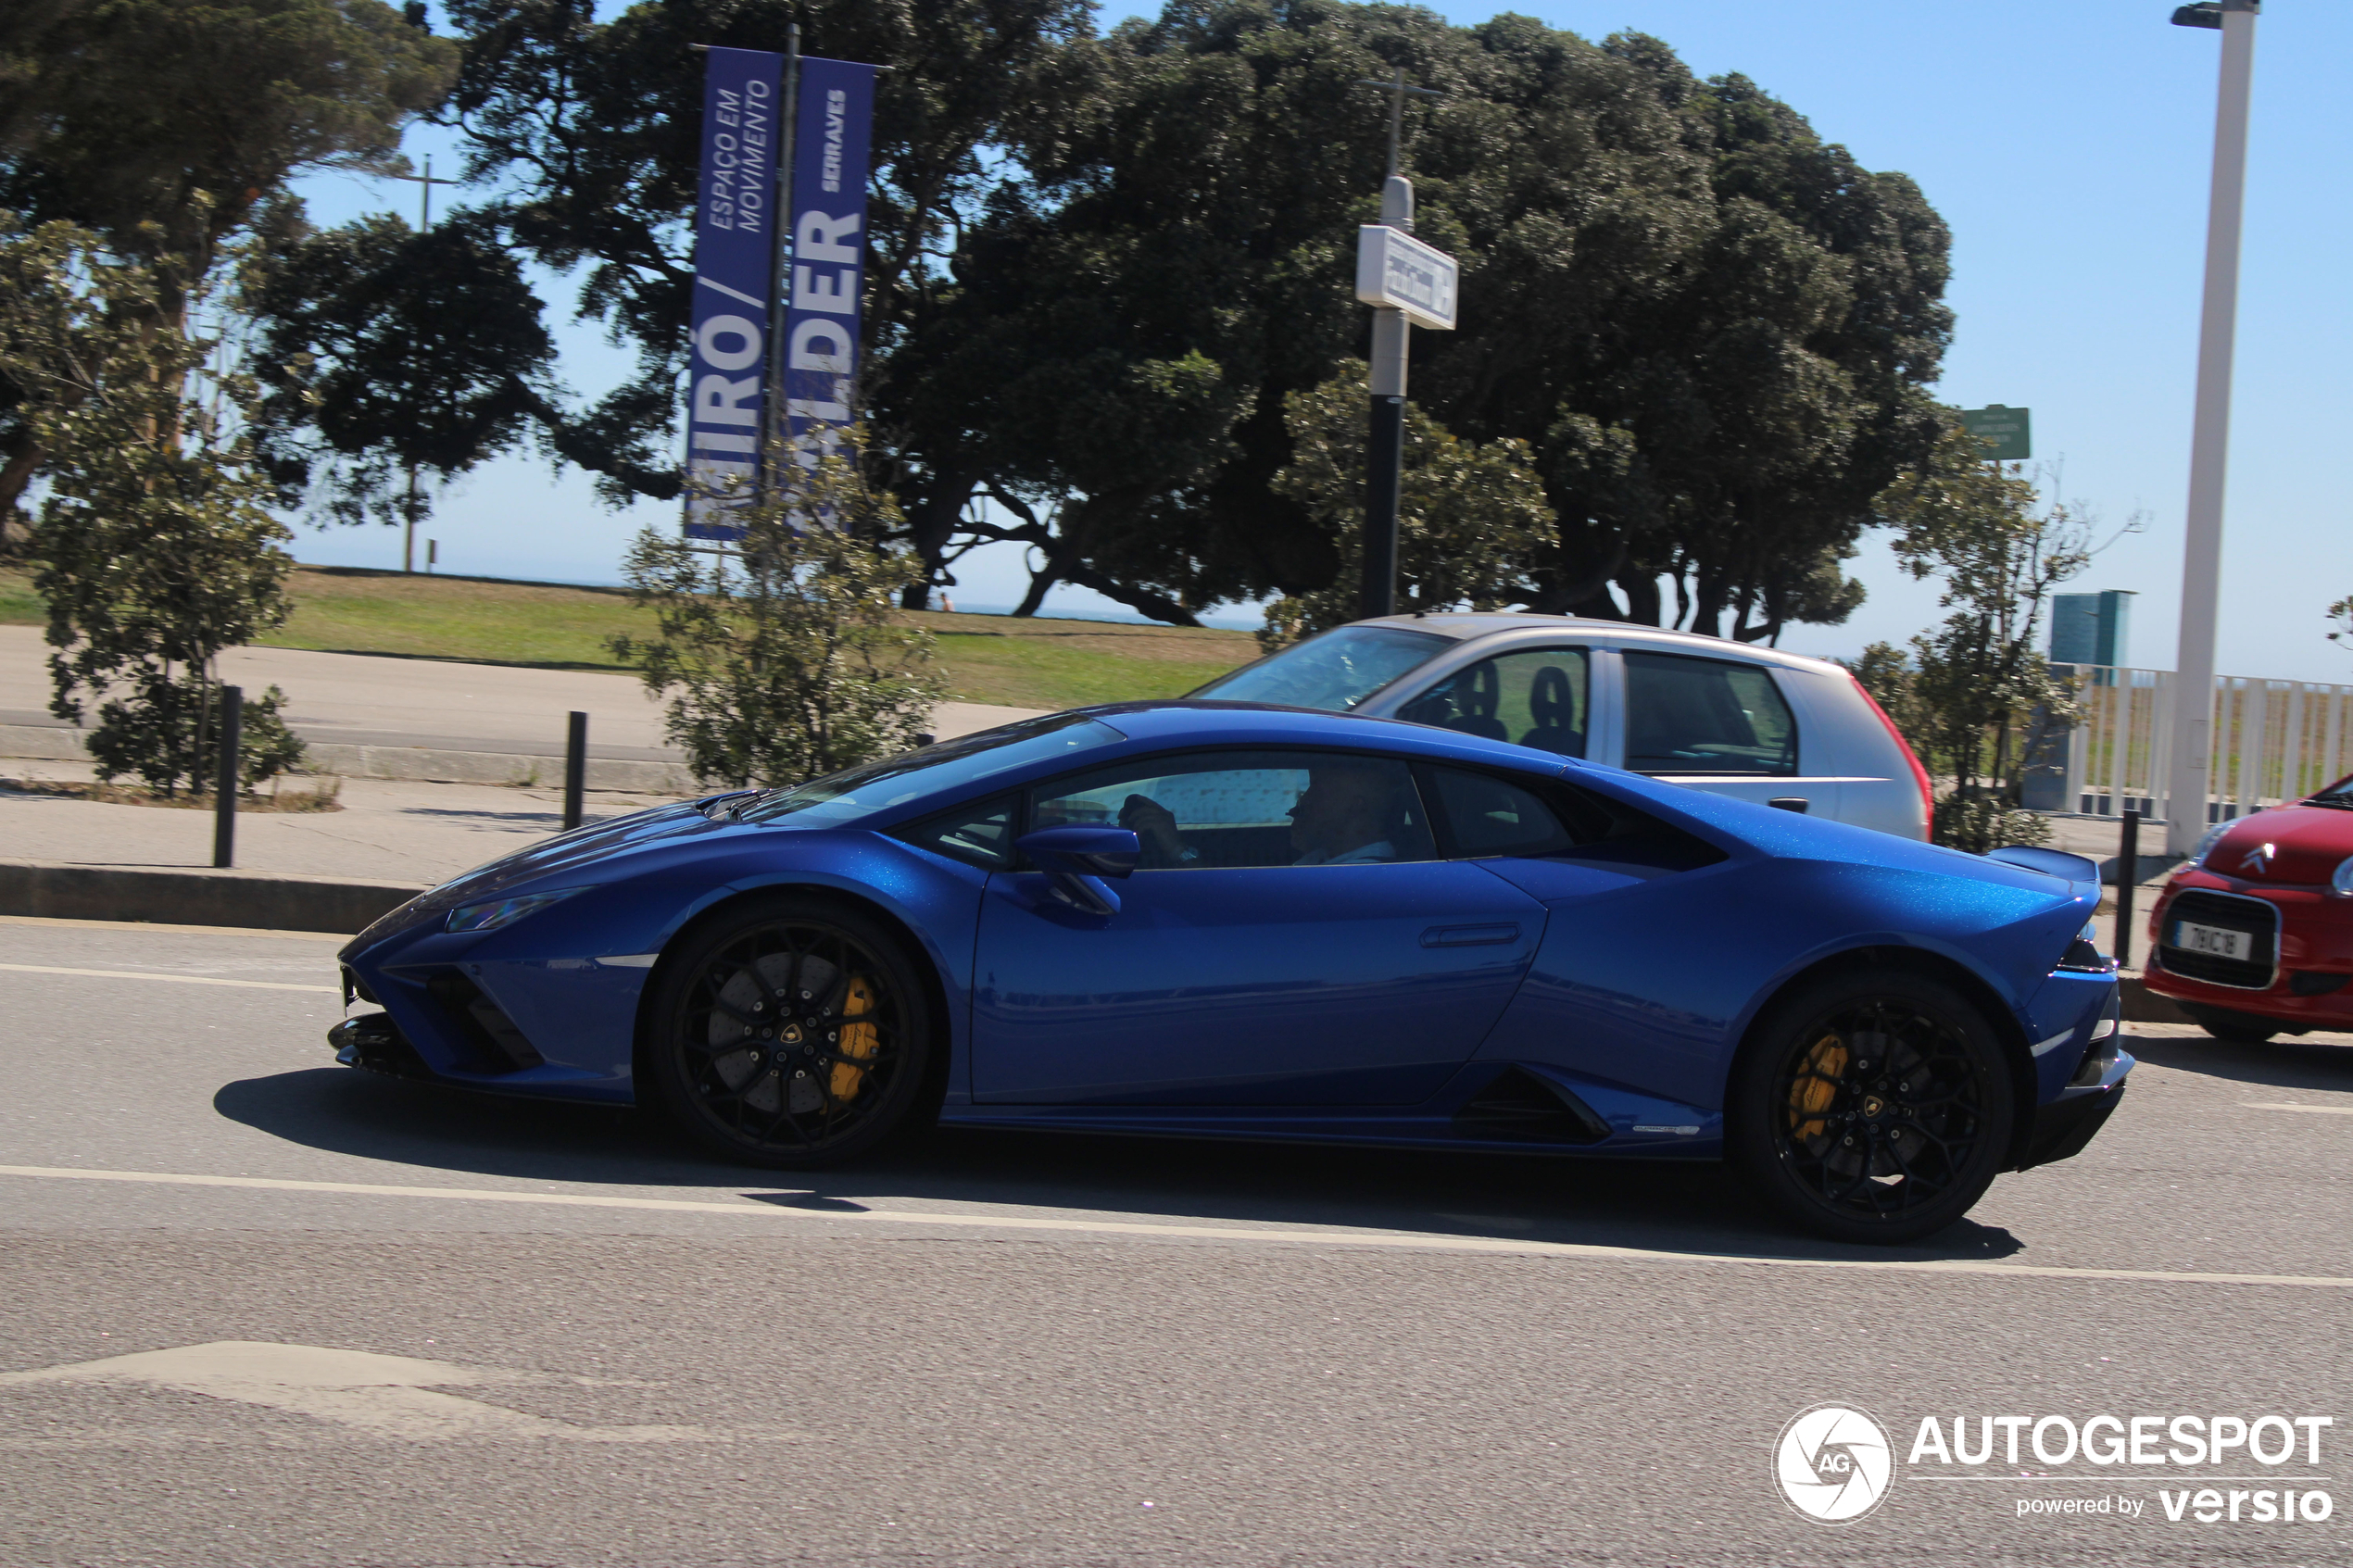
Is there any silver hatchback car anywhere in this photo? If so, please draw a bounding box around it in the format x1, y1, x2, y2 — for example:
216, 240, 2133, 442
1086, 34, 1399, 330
1191, 614, 1931, 840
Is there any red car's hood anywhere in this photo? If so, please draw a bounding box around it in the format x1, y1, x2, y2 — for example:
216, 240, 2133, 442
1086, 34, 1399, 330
2204, 803, 2353, 885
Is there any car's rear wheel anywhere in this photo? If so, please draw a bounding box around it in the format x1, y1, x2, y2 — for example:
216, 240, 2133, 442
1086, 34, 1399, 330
643, 896, 935, 1169
1729, 971, 2014, 1245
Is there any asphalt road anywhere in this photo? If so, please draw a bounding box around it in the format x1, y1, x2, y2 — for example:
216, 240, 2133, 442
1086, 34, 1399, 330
2, 914, 2348, 1568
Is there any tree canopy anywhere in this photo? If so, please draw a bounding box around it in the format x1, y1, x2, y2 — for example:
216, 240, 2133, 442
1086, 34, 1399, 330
241, 0, 1953, 635
0, 0, 457, 541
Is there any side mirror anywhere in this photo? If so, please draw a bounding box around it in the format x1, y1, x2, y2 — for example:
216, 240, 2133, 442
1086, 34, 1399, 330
1015, 826, 1140, 917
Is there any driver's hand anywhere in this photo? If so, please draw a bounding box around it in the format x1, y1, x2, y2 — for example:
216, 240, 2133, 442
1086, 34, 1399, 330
1118, 794, 1185, 861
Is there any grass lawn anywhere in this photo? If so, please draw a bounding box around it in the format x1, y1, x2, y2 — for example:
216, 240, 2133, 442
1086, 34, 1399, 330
0, 563, 1259, 711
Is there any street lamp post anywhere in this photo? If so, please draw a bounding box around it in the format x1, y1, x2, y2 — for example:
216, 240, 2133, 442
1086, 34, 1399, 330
380, 154, 459, 574
2162, 0, 2259, 855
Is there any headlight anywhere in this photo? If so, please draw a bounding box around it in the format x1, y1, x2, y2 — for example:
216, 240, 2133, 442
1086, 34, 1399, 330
2194, 821, 2233, 866
2056, 919, 2112, 973
2334, 856, 2353, 898
444, 887, 588, 934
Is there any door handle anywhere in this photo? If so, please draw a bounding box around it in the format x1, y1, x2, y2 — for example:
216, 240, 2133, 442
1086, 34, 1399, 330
1768, 797, 1810, 814
1421, 923, 1521, 947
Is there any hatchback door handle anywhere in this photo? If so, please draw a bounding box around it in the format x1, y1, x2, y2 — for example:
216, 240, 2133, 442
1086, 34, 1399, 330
1768, 797, 1810, 814
1421, 923, 1521, 947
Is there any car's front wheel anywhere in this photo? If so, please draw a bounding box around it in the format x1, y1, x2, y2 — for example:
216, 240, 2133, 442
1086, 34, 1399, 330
2182, 1004, 2278, 1045
1729, 971, 2014, 1245
642, 895, 936, 1168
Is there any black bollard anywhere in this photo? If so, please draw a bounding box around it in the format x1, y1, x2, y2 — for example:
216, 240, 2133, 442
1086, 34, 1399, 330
212, 684, 243, 869
2115, 809, 2141, 971
563, 710, 587, 831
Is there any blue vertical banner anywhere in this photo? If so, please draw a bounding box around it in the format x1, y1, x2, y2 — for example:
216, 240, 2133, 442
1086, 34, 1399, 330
684, 46, 784, 541
778, 56, 879, 525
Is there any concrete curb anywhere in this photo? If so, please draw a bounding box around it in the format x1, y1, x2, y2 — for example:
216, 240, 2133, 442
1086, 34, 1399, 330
2120, 973, 2193, 1026
0, 723, 696, 794
0, 858, 425, 935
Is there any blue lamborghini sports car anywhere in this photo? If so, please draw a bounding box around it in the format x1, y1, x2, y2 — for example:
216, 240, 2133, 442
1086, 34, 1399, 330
333, 702, 2131, 1243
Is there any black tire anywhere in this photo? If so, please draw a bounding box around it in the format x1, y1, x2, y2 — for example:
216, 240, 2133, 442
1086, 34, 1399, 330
1728, 970, 2015, 1246
2178, 1002, 2282, 1045
642, 894, 936, 1169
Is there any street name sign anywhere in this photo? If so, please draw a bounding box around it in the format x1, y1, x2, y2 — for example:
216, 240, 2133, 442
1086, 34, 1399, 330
1355, 225, 1458, 331
1961, 405, 2032, 462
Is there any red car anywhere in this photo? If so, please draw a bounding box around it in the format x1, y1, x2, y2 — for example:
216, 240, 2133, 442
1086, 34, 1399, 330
2144, 772, 2353, 1041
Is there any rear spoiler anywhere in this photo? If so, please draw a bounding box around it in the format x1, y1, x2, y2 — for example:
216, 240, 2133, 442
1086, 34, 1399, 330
1984, 845, 2100, 895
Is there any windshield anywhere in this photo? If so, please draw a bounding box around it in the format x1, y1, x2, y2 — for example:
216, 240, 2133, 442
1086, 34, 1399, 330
1189, 624, 1451, 712
2309, 772, 2353, 808
737, 714, 1126, 826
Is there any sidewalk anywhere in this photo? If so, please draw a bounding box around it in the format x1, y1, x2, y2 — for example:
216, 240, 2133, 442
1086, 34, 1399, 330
0, 625, 1043, 787
1, 759, 683, 886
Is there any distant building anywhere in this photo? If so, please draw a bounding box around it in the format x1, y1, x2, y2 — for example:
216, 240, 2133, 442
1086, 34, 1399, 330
2050, 590, 2134, 669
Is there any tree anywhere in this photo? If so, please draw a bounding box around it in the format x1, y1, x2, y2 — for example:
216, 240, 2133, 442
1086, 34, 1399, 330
0, 0, 457, 534
245, 0, 1948, 636
926, 6, 1949, 629
420, 0, 1088, 516
1258, 366, 1554, 647
611, 431, 943, 789
3, 217, 308, 796
1870, 420, 2105, 852
248, 209, 557, 534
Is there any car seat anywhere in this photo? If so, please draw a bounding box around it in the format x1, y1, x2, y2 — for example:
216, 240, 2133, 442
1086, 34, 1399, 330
1449, 662, 1508, 742
1518, 665, 1584, 758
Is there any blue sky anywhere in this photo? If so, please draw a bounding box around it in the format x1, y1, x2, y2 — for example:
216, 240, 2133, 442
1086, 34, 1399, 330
289, 1, 2353, 681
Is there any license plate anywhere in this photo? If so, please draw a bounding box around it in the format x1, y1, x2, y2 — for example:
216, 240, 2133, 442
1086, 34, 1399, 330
2174, 920, 2253, 962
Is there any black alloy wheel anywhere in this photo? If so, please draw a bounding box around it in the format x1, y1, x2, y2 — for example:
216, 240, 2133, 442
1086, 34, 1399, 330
1730, 971, 2014, 1245
644, 896, 935, 1168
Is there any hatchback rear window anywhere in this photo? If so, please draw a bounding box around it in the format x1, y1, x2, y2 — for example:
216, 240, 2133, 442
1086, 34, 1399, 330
1622, 652, 1798, 776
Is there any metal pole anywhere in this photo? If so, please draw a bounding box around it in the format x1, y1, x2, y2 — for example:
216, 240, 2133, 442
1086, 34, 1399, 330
761, 23, 801, 506
563, 710, 587, 832
1362, 174, 1414, 621
2116, 809, 2142, 970
2163, 0, 2259, 856
212, 685, 242, 869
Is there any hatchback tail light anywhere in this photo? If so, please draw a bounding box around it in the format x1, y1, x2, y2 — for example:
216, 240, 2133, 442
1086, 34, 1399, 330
1850, 674, 1934, 840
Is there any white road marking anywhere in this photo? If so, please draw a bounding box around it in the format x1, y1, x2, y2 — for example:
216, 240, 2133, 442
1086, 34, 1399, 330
0, 962, 338, 994
2244, 1101, 2353, 1117
2, 1162, 2347, 1289
0, 913, 347, 941
0, 1340, 706, 1443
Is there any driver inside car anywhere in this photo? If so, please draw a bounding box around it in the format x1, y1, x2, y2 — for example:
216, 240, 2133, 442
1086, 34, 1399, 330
1116, 761, 1405, 868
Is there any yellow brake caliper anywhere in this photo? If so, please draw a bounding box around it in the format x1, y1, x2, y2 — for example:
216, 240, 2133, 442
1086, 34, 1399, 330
829, 974, 879, 1101
1789, 1033, 1848, 1142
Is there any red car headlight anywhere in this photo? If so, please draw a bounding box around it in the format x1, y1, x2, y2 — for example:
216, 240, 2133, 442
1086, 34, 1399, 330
2333, 855, 2353, 898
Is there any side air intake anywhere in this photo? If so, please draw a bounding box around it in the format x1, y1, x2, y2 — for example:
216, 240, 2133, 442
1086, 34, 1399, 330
1451, 1066, 1611, 1145
424, 972, 546, 1073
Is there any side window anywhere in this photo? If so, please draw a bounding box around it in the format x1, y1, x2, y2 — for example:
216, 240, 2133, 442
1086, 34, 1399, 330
1031, 750, 1436, 870
1422, 768, 1576, 858
1421, 766, 1730, 873
897, 796, 1017, 869
1399, 648, 1588, 758
1622, 652, 1798, 776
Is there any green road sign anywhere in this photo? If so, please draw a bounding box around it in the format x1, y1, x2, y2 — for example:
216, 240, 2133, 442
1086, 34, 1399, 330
1960, 405, 2031, 462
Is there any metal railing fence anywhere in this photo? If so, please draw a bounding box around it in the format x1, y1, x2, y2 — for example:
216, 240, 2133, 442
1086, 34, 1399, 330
2054, 664, 2353, 823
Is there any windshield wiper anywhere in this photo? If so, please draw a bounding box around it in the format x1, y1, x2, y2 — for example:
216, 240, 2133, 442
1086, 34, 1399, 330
2304, 791, 2353, 809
